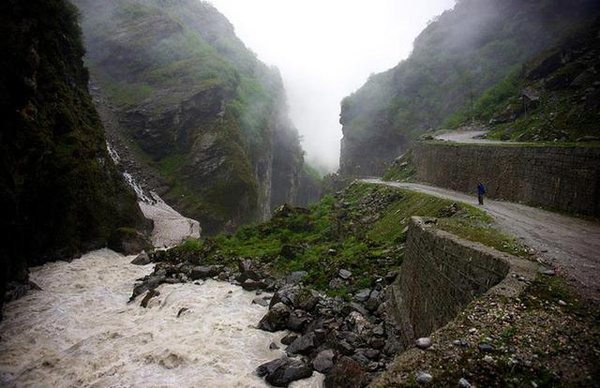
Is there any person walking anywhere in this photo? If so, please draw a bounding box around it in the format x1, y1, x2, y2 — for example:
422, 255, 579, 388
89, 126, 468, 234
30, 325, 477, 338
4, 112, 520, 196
477, 182, 486, 205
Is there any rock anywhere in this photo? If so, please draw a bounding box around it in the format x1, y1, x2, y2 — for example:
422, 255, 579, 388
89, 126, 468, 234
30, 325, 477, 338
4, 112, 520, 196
242, 279, 265, 291
269, 286, 320, 312
312, 349, 335, 373
286, 332, 317, 356
286, 271, 307, 285
256, 357, 313, 387
252, 297, 269, 307
190, 265, 220, 280
131, 251, 151, 265
459, 378, 472, 388
338, 340, 355, 356
540, 269, 556, 276
281, 334, 298, 345
416, 337, 432, 349
347, 311, 370, 335
369, 337, 385, 349
108, 227, 152, 255
140, 289, 160, 308
342, 302, 369, 317
558, 300, 567, 306
355, 289, 371, 302
324, 357, 364, 388
286, 310, 312, 332
176, 307, 189, 318
237, 259, 261, 283
452, 339, 469, 347
372, 324, 385, 336
416, 372, 433, 384
483, 355, 494, 363
269, 342, 280, 350
257, 303, 292, 332
478, 344, 495, 353
339, 269, 352, 280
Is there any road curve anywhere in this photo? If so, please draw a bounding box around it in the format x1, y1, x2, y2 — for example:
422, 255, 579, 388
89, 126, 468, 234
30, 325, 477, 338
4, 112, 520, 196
363, 178, 600, 304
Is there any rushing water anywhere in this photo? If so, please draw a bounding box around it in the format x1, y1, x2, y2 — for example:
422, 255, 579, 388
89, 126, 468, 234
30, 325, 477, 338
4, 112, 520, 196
0, 250, 323, 387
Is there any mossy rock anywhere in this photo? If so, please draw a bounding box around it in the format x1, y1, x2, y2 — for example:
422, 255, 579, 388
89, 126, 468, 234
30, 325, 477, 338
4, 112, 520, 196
108, 227, 152, 255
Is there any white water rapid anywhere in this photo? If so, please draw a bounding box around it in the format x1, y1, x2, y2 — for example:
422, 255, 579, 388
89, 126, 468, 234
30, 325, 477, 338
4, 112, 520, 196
0, 160, 323, 387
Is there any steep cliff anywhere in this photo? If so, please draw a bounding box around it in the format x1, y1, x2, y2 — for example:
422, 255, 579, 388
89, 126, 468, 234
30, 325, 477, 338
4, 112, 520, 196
73, 0, 309, 234
339, 0, 600, 176
0, 0, 149, 315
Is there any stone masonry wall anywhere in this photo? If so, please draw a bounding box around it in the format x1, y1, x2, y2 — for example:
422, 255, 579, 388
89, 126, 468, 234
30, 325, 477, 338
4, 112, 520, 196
413, 142, 600, 217
389, 217, 513, 349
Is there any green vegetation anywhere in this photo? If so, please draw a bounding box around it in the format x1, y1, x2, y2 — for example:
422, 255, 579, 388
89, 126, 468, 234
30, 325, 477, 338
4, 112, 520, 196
161, 182, 526, 297
382, 151, 415, 182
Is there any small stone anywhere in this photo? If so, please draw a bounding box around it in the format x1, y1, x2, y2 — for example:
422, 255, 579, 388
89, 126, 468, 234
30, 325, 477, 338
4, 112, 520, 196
468, 328, 477, 334
558, 300, 567, 306
453, 339, 469, 347
478, 344, 495, 353
416, 337, 432, 349
540, 269, 556, 276
355, 289, 371, 302
339, 269, 352, 280
281, 334, 298, 345
459, 378, 472, 388
483, 355, 494, 363
252, 297, 268, 307
416, 372, 433, 384
312, 349, 335, 373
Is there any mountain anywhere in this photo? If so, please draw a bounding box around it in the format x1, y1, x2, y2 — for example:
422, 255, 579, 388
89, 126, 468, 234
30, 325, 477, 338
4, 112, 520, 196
339, 0, 600, 175
72, 0, 318, 234
0, 0, 150, 315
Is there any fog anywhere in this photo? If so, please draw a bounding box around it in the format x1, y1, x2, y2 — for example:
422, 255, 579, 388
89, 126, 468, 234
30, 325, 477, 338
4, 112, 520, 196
207, 0, 456, 173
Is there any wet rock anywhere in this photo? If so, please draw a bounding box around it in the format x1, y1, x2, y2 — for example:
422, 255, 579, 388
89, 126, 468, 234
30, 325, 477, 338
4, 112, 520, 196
131, 251, 151, 265
256, 357, 313, 387
242, 279, 265, 291
416, 372, 433, 384
252, 297, 269, 307
312, 349, 335, 373
258, 303, 292, 332
281, 333, 298, 345
237, 259, 261, 283
130, 272, 166, 301
339, 269, 352, 280
190, 265, 220, 280
459, 378, 472, 388
140, 289, 160, 308
176, 307, 189, 318
269, 342, 280, 350
324, 357, 364, 388
416, 337, 432, 349
108, 228, 152, 255
286, 332, 317, 356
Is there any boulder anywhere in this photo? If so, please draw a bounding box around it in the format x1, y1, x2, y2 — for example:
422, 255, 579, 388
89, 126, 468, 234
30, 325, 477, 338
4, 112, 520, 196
269, 286, 320, 312
257, 303, 292, 332
108, 227, 152, 255
324, 357, 364, 388
312, 349, 335, 373
286, 332, 317, 356
131, 251, 152, 265
286, 310, 312, 332
242, 279, 266, 291
190, 265, 220, 280
140, 289, 160, 308
281, 333, 298, 345
256, 357, 313, 387
286, 271, 308, 284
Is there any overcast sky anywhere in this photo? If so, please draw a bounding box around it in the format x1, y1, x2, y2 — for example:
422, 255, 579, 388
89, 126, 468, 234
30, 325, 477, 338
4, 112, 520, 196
208, 0, 456, 173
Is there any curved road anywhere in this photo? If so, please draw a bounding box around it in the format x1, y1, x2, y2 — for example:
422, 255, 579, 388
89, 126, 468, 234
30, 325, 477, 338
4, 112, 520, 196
363, 179, 600, 304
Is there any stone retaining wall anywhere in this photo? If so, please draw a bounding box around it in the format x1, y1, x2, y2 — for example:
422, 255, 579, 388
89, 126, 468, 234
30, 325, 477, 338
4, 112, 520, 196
413, 142, 600, 216
389, 217, 536, 349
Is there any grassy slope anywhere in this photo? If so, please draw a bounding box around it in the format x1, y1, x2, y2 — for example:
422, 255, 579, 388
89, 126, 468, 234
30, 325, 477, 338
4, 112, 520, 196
161, 182, 527, 298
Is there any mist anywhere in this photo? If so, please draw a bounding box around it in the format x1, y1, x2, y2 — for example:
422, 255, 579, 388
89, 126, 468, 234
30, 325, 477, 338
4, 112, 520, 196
207, 0, 456, 173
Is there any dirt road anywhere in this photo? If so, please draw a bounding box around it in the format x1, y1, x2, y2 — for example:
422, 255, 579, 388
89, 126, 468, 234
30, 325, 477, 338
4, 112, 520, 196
363, 179, 600, 304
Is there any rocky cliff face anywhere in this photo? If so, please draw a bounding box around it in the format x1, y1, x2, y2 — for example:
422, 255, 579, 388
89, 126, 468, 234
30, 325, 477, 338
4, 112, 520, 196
0, 0, 150, 316
73, 0, 310, 234
339, 0, 600, 176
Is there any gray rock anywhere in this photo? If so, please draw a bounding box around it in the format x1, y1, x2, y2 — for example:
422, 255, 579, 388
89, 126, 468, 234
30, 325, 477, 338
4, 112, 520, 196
339, 269, 352, 280
286, 271, 308, 284
281, 333, 298, 345
416, 372, 433, 384
459, 378, 472, 388
286, 332, 317, 355
416, 337, 432, 349
252, 297, 269, 307
256, 357, 313, 387
540, 269, 556, 276
355, 289, 371, 302
312, 349, 335, 373
257, 303, 292, 332
286, 310, 312, 332
478, 344, 495, 353
190, 265, 220, 280
242, 279, 265, 291
269, 342, 280, 350
131, 251, 151, 265
140, 289, 160, 308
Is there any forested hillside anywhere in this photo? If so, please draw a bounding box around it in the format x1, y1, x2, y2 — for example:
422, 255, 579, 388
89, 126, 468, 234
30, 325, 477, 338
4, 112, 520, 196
0, 0, 149, 315
73, 0, 316, 234
340, 0, 600, 175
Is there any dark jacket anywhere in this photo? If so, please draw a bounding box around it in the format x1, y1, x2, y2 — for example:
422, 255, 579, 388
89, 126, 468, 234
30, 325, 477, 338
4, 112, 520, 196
478, 183, 486, 196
